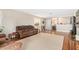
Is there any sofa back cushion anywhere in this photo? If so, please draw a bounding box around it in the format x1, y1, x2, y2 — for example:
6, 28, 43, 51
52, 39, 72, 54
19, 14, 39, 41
16, 25, 34, 31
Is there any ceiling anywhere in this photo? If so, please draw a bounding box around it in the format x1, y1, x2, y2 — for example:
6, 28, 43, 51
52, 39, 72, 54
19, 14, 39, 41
17, 9, 77, 18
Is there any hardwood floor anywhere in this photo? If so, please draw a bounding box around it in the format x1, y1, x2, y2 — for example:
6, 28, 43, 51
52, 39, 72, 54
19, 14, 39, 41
63, 34, 76, 50
54, 31, 76, 50
76, 41, 79, 50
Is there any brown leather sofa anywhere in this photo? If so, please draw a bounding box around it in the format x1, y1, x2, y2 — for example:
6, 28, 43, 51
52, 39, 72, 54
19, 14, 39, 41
16, 25, 38, 39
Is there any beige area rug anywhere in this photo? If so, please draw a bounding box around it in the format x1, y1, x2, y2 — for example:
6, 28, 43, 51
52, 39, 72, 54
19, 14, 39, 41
20, 33, 64, 50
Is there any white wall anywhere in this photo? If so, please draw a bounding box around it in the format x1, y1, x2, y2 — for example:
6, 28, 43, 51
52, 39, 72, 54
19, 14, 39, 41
0, 11, 3, 26
1, 10, 43, 35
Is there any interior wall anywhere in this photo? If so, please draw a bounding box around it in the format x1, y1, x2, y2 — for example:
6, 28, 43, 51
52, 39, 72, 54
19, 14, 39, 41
1, 10, 43, 35
0, 11, 3, 26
